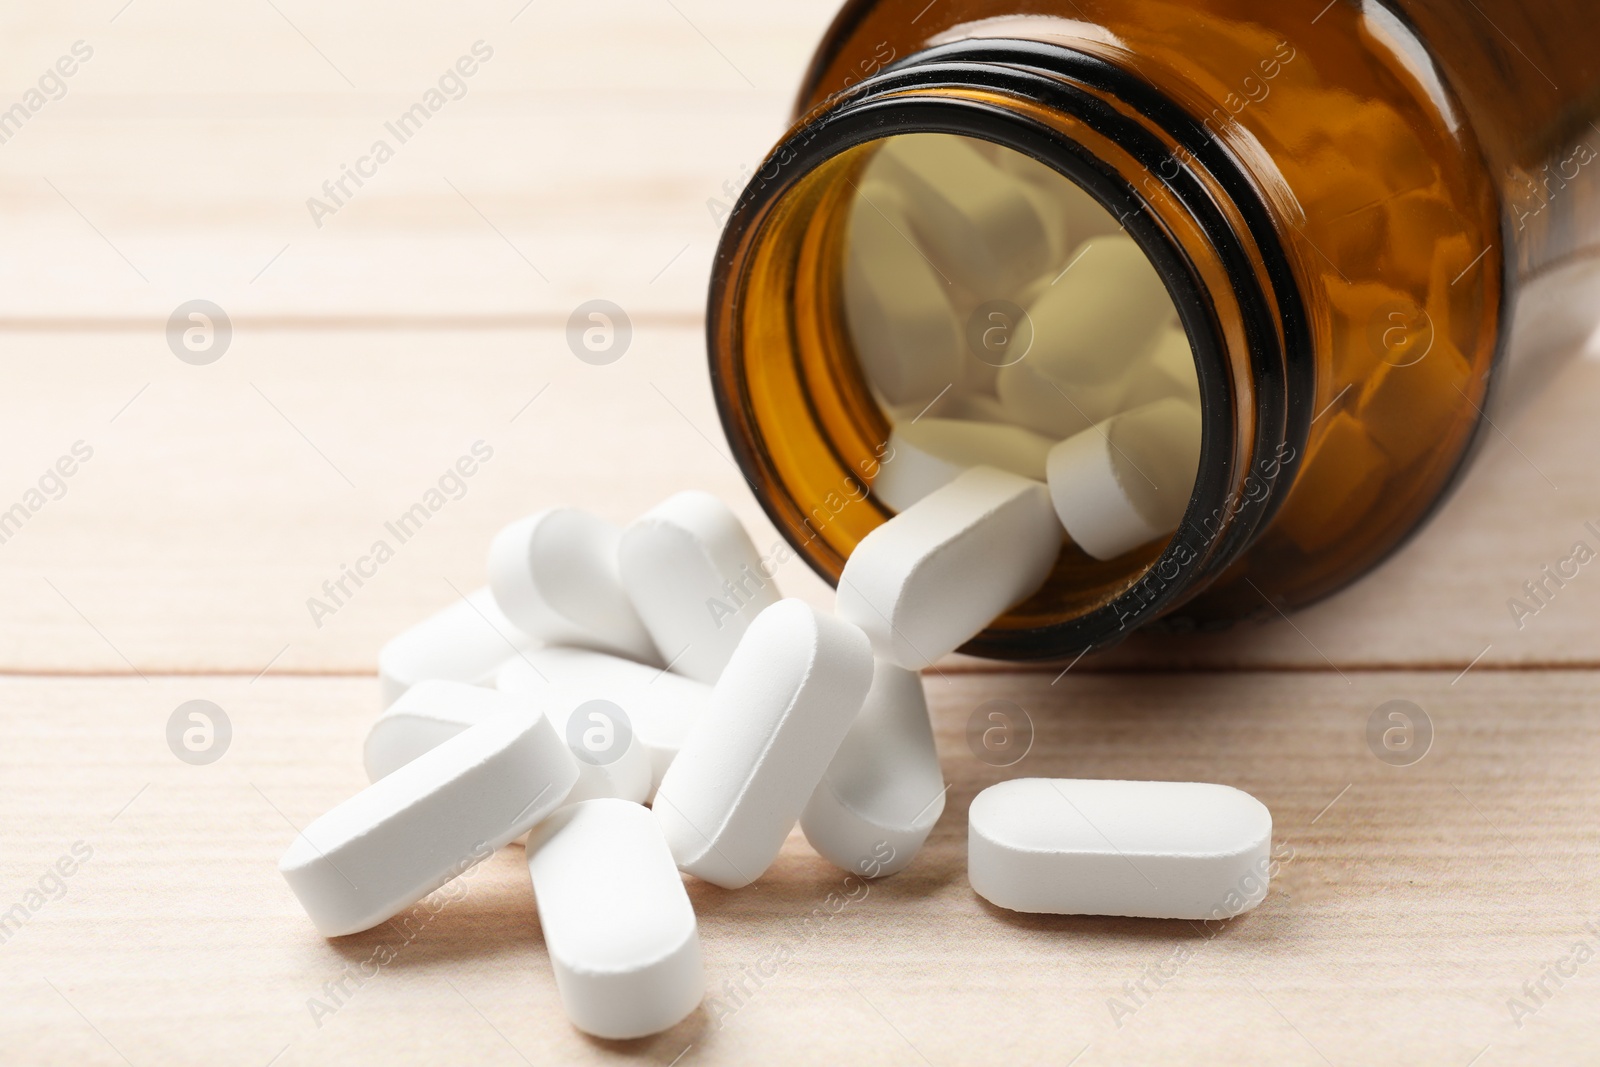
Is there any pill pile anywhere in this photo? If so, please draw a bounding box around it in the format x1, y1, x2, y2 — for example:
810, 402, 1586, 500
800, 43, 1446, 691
273, 131, 1271, 1039
280, 481, 1273, 1038
847, 133, 1204, 559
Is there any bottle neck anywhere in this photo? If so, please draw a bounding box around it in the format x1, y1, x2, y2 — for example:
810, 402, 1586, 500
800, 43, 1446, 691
709, 38, 1313, 658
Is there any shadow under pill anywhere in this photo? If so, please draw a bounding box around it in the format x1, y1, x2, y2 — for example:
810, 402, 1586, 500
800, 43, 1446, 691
972, 892, 1265, 943
579, 1004, 707, 1056
320, 879, 546, 969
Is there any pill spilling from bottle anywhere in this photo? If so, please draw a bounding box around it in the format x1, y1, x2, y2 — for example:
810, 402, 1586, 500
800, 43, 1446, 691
845, 133, 1205, 562
271, 123, 1281, 1042
278, 482, 1272, 1038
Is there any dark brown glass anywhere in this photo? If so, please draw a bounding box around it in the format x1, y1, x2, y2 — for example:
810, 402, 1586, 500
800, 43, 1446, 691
707, 0, 1600, 660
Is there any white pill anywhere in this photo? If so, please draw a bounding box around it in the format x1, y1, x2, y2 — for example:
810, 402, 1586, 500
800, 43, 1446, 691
652, 599, 874, 889
1013, 185, 1072, 269
618, 491, 781, 685
1027, 235, 1174, 385
498, 646, 711, 797
838, 466, 1060, 670
366, 674, 649, 803
870, 428, 963, 514
542, 691, 652, 805
1046, 397, 1202, 560
364, 679, 536, 780
961, 351, 1002, 397
487, 508, 660, 665
1012, 269, 1056, 313
994, 354, 1122, 440
843, 181, 964, 406
801, 662, 945, 878
1121, 326, 1199, 410
527, 799, 703, 1039
968, 778, 1273, 918
948, 391, 1010, 424
541, 687, 653, 805
377, 587, 537, 709
889, 390, 1009, 426
871, 417, 1055, 513
894, 417, 1053, 480
279, 712, 577, 937
872, 133, 1053, 296
960, 141, 1073, 265
991, 149, 1123, 253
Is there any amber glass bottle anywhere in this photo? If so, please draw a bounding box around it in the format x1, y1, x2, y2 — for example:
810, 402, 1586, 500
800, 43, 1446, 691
707, 0, 1600, 661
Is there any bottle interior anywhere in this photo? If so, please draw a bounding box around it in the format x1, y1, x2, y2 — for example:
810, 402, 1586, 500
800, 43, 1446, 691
842, 132, 1204, 566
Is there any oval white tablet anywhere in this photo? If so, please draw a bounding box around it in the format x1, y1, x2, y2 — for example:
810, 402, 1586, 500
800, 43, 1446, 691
991, 149, 1123, 253
1046, 397, 1201, 561
1121, 326, 1199, 410
549, 690, 653, 805
871, 418, 1055, 514
618, 491, 781, 685
801, 662, 945, 878
364, 679, 538, 781
888, 391, 1010, 427
498, 646, 711, 797
872, 133, 1054, 296
364, 676, 649, 804
652, 599, 874, 889
1026, 235, 1174, 385
968, 778, 1273, 919
838, 465, 1061, 670
894, 417, 1053, 481
377, 587, 536, 709
947, 391, 1010, 424
871, 427, 965, 514
843, 180, 964, 407
527, 799, 703, 1039
994, 355, 1121, 440
487, 508, 660, 665
279, 712, 578, 937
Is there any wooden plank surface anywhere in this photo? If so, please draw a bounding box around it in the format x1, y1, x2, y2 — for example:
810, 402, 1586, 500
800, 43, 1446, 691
3, 2, 1599, 1065
0, 326, 1595, 674
2, 670, 1596, 1066
0, 0, 839, 321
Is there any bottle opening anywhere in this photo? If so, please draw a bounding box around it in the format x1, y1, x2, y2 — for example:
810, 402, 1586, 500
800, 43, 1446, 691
843, 132, 1203, 568
708, 38, 1307, 659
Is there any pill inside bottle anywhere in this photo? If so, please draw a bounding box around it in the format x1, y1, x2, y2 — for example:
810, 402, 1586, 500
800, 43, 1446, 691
707, 18, 1512, 661
841, 133, 1203, 565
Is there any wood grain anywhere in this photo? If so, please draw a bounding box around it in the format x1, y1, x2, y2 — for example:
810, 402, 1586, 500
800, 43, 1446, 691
2, 2, 1597, 1064
0, 0, 841, 321
1, 670, 1595, 1066
0, 327, 1594, 675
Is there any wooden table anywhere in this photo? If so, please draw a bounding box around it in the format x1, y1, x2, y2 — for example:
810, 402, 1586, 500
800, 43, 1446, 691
2, 2, 1596, 1064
